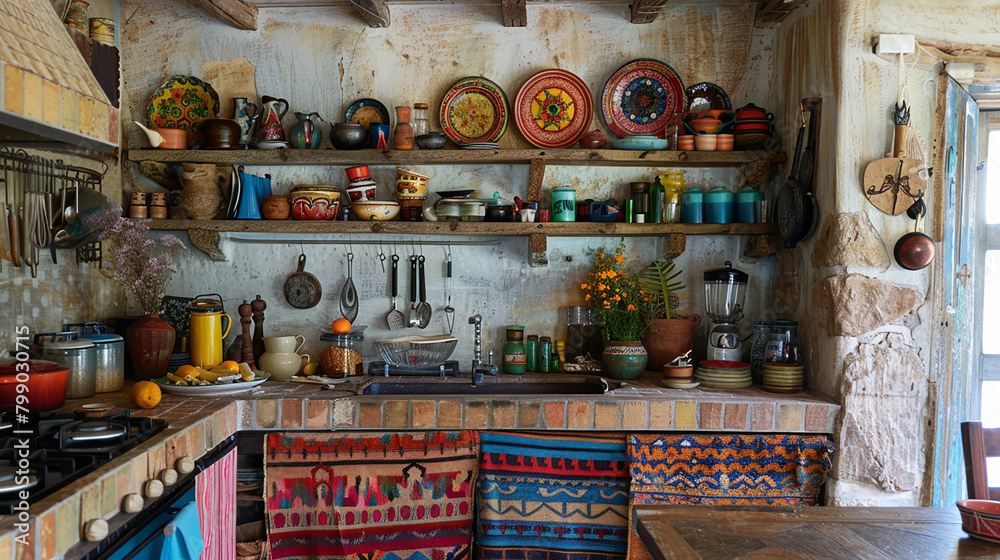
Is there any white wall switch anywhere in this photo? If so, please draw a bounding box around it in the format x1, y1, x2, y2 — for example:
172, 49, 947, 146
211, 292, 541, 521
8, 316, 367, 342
874, 34, 916, 55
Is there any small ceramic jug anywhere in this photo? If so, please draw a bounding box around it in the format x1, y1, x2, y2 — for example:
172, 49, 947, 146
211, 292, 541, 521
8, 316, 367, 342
259, 335, 309, 381
233, 98, 259, 148
178, 163, 222, 220
257, 96, 289, 142
290, 112, 323, 149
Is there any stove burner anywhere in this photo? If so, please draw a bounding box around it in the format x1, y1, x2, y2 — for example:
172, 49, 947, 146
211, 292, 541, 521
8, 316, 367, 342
0, 466, 38, 494
67, 421, 127, 442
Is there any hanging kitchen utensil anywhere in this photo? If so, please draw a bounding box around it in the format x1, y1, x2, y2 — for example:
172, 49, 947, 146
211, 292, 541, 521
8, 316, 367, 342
798, 99, 821, 242
416, 254, 432, 329
407, 255, 419, 327
283, 253, 322, 309
339, 250, 359, 323
863, 102, 926, 216
776, 108, 808, 249
386, 254, 406, 330
444, 248, 455, 334
894, 198, 936, 270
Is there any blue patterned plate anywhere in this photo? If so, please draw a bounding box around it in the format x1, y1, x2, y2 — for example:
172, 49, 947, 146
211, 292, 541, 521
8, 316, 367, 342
345, 98, 390, 130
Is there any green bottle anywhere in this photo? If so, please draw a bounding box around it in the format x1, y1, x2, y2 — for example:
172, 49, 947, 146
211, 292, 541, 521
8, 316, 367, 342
503, 326, 527, 374
649, 176, 665, 223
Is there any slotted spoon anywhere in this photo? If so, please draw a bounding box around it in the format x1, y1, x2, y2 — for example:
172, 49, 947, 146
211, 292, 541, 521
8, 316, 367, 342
340, 251, 358, 323
386, 254, 405, 330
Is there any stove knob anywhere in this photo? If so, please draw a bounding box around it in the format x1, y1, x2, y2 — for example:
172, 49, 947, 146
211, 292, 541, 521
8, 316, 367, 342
123, 493, 144, 513
176, 456, 195, 475
160, 468, 178, 486
84, 518, 109, 542
144, 479, 164, 499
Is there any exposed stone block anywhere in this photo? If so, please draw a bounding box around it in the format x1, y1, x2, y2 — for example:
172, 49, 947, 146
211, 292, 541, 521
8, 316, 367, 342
815, 274, 923, 337
811, 212, 890, 269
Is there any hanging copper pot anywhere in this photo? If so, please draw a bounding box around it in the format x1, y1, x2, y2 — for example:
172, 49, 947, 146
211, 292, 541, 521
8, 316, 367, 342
894, 199, 935, 271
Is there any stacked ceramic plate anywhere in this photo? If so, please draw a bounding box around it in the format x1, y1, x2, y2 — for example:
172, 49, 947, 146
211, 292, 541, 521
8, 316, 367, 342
460, 142, 500, 150
694, 360, 752, 389
761, 363, 804, 393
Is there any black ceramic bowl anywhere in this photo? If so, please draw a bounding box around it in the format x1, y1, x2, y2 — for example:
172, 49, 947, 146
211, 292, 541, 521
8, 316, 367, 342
415, 132, 447, 150
330, 123, 368, 150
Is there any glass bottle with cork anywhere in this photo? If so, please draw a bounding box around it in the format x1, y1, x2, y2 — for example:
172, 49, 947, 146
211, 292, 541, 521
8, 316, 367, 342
503, 326, 527, 374
411, 103, 429, 137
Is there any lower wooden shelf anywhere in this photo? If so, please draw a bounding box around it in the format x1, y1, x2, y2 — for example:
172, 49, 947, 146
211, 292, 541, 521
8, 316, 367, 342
147, 219, 776, 236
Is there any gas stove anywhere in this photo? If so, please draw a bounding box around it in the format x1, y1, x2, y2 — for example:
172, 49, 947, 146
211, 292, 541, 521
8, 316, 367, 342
0, 411, 166, 514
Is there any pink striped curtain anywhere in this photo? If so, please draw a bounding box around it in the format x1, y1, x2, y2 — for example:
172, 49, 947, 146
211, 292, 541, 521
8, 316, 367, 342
197, 447, 237, 560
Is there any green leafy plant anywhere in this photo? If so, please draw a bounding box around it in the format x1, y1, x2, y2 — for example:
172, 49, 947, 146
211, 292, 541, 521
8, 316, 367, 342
637, 258, 685, 319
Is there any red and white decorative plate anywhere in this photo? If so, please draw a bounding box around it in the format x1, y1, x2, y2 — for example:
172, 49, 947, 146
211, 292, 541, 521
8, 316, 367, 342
514, 69, 593, 149
440, 77, 509, 144
602, 59, 684, 138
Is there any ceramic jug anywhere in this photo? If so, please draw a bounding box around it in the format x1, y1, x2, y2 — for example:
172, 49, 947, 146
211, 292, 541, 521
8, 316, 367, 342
188, 294, 232, 369
290, 112, 323, 149
233, 98, 258, 148
257, 96, 289, 142
259, 336, 310, 381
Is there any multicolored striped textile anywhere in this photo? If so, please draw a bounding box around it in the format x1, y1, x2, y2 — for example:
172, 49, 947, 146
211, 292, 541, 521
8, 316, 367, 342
477, 431, 631, 560
265, 431, 480, 560
197, 446, 237, 560
625, 434, 835, 560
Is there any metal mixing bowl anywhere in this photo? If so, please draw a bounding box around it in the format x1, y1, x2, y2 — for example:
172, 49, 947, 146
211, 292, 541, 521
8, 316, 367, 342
373, 335, 458, 369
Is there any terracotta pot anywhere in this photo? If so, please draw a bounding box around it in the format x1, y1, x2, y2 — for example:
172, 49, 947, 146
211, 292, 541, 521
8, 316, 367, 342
178, 163, 222, 220
601, 341, 648, 380
641, 315, 701, 370
125, 314, 175, 381
579, 130, 608, 149
261, 195, 290, 220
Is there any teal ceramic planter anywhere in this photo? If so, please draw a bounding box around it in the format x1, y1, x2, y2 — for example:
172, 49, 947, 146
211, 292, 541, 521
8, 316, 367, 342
601, 341, 648, 380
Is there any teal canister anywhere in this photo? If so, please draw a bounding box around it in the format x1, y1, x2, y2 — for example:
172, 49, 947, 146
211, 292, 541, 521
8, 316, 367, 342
680, 188, 704, 224
551, 188, 576, 222
736, 189, 764, 223
704, 187, 735, 224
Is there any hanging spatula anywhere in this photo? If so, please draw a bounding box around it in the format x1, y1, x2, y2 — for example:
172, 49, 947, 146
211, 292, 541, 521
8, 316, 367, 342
386, 254, 406, 330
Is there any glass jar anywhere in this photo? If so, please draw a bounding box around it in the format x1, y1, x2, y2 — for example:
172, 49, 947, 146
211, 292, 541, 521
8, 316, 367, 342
412, 103, 429, 137
565, 306, 602, 364
629, 182, 649, 224
503, 326, 527, 374
325, 333, 363, 376
526, 334, 539, 372
660, 171, 686, 223
751, 320, 800, 373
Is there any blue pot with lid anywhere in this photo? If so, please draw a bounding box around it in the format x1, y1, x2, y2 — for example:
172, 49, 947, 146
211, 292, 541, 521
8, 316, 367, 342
680, 188, 704, 224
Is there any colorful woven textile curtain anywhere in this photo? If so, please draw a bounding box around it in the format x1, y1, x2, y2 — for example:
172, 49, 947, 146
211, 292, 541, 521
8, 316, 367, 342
196, 446, 237, 560
477, 431, 631, 560
265, 431, 480, 560
625, 434, 835, 560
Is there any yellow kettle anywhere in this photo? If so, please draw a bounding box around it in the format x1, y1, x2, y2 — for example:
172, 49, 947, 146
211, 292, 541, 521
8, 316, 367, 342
188, 294, 231, 368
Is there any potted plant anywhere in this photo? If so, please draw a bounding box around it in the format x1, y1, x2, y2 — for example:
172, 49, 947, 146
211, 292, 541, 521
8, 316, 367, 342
580, 241, 650, 379
98, 208, 184, 380
637, 258, 701, 370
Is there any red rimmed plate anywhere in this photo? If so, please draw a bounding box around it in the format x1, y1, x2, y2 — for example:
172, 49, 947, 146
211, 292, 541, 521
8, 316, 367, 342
514, 69, 593, 149
602, 59, 684, 138
440, 77, 509, 144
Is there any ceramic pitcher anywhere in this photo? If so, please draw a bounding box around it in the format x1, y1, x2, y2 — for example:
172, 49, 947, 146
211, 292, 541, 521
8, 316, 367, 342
290, 112, 323, 149
233, 98, 258, 148
259, 336, 310, 381
257, 96, 289, 142
188, 294, 232, 369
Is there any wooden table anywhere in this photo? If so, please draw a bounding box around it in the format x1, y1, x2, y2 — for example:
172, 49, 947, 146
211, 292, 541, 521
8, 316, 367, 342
633, 505, 1000, 559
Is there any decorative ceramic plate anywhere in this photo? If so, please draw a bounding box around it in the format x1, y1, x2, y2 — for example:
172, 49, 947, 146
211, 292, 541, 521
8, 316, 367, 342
345, 98, 390, 130
685, 82, 732, 112
514, 69, 592, 149
154, 373, 269, 396
460, 142, 500, 150
602, 59, 684, 138
610, 134, 669, 150
440, 77, 509, 144
145, 75, 220, 148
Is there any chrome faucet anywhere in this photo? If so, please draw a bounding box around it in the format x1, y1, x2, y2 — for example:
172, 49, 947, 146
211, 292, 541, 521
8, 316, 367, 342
469, 314, 498, 384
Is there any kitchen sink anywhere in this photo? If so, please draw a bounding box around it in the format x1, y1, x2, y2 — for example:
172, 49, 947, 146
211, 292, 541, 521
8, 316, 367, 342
361, 375, 617, 396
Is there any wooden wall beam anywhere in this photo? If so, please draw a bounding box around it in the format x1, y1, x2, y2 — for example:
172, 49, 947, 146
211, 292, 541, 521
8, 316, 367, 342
501, 0, 527, 27
350, 0, 391, 27
188, 0, 258, 30
756, 0, 806, 24
630, 0, 668, 24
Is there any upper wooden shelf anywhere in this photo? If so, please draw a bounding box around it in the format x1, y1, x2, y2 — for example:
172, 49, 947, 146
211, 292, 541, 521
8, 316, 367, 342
127, 148, 785, 168
147, 219, 776, 236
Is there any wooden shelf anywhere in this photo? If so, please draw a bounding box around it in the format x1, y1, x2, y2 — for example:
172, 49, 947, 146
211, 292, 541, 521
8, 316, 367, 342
147, 219, 776, 236
127, 148, 785, 167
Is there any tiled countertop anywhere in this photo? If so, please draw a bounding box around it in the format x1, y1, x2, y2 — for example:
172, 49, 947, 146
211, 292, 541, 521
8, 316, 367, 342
0, 371, 840, 560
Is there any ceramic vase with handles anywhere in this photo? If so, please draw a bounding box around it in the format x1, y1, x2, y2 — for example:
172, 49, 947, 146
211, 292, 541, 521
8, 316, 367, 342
257, 96, 289, 142
233, 98, 258, 148
178, 163, 222, 220
258, 335, 310, 381
290, 112, 323, 149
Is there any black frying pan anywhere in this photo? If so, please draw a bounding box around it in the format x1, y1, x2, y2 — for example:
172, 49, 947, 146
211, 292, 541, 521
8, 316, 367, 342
776, 123, 807, 248
798, 105, 820, 241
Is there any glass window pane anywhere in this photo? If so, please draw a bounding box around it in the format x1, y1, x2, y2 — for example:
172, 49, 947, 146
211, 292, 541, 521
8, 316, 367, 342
988, 130, 1000, 224
983, 252, 1000, 353
983, 382, 1000, 486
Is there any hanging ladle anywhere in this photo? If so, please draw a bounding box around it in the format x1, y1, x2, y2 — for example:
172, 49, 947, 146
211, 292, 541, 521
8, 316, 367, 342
339, 250, 359, 323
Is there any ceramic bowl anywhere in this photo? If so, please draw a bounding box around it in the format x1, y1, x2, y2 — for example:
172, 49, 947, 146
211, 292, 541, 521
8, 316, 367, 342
578, 130, 608, 149
330, 123, 368, 150
734, 132, 771, 151
346, 183, 376, 203
677, 136, 695, 151
414, 132, 447, 150
352, 200, 400, 221
199, 119, 241, 149
395, 168, 430, 200
716, 133, 734, 152
156, 128, 188, 149
289, 186, 342, 220
345, 166, 370, 181
957, 500, 1000, 543
734, 122, 774, 133
694, 134, 717, 151
689, 118, 723, 134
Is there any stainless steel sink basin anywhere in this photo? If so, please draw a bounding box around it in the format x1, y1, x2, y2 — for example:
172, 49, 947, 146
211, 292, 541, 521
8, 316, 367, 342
361, 375, 615, 396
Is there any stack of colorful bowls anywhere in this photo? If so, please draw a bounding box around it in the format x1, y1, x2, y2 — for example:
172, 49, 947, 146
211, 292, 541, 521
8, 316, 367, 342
395, 167, 430, 221
694, 360, 752, 389
761, 362, 804, 393
733, 103, 774, 150
662, 364, 698, 389
344, 165, 377, 203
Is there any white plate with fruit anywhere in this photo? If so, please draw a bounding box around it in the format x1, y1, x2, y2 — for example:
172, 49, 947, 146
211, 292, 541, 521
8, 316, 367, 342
153, 361, 269, 396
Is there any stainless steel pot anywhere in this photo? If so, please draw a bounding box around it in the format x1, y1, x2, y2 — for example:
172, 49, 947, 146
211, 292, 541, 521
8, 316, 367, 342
35, 333, 96, 399
80, 333, 124, 392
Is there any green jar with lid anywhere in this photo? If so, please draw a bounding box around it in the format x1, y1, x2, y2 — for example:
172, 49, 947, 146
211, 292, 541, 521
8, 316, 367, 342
503, 326, 527, 374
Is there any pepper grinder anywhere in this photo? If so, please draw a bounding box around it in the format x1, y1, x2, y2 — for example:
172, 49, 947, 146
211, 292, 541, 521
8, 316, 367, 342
251, 295, 266, 362
238, 300, 256, 370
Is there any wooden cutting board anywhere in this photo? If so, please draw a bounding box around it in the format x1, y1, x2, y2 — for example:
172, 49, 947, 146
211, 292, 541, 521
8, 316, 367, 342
863, 103, 926, 216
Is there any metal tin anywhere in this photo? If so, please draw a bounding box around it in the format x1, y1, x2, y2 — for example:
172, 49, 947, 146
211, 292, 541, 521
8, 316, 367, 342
503, 326, 526, 374
538, 336, 553, 373
526, 335, 538, 372
80, 333, 124, 392
36, 333, 96, 399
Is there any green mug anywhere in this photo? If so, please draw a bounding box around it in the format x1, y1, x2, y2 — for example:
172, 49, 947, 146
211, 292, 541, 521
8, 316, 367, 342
551, 187, 576, 222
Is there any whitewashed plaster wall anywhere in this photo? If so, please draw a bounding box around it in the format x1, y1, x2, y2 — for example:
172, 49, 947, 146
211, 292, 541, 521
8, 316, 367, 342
119, 2, 781, 363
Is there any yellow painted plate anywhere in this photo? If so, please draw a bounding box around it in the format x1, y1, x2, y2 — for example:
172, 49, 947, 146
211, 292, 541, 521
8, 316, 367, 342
440, 77, 509, 144
146, 75, 220, 148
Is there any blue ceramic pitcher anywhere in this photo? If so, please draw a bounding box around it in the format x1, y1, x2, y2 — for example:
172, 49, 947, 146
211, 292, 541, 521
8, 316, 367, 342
290, 112, 323, 149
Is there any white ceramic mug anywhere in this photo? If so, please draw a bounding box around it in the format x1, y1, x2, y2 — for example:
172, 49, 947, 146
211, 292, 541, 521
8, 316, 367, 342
258, 351, 311, 381
263, 335, 305, 354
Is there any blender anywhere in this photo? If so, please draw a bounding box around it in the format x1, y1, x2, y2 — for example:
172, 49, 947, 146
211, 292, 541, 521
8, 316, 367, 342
703, 261, 748, 361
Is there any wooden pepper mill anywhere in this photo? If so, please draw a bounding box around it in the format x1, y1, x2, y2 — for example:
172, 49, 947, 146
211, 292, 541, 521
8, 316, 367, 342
238, 300, 255, 370
251, 295, 266, 362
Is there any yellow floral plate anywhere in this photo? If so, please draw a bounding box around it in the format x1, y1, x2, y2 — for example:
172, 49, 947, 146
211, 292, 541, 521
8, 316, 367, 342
514, 69, 592, 149
440, 77, 509, 144
145, 75, 220, 148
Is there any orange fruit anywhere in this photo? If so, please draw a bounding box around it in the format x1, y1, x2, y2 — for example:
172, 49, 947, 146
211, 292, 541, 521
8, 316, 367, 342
218, 360, 240, 374
131, 381, 162, 409
175, 364, 199, 378
331, 318, 352, 334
